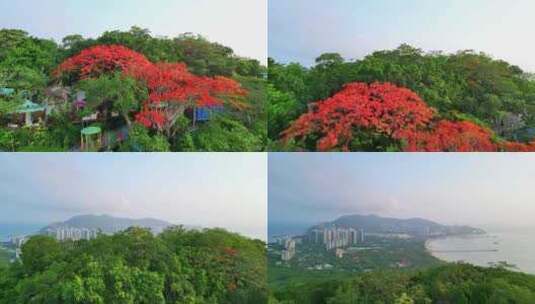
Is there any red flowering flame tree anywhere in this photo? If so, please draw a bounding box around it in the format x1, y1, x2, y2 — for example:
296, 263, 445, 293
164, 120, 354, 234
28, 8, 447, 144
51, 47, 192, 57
282, 82, 436, 151
54, 45, 247, 137
283, 82, 535, 152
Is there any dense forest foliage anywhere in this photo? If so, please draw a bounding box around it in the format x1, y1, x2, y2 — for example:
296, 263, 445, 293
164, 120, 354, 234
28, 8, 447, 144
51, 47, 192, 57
0, 26, 266, 152
0, 227, 267, 304
269, 263, 535, 304
268, 45, 535, 151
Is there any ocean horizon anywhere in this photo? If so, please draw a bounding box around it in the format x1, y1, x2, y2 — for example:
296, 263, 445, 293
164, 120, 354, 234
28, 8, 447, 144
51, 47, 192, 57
0, 223, 43, 242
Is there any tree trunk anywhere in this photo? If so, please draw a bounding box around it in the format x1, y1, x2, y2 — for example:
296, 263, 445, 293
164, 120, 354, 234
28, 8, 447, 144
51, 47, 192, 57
123, 113, 132, 129
165, 104, 186, 138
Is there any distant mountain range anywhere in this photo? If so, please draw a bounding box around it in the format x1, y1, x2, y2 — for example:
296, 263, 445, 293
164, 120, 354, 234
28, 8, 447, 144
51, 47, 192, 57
40, 214, 175, 235
312, 214, 485, 237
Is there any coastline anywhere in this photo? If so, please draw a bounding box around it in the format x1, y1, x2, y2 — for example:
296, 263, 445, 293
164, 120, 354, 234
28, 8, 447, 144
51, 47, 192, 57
425, 237, 448, 264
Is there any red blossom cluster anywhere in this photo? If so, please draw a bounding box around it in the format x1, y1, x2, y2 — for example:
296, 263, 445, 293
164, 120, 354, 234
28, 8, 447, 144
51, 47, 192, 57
54, 45, 153, 79
54, 45, 247, 130
128, 62, 247, 129
129, 62, 247, 107
283, 82, 535, 152
500, 141, 535, 152
134, 109, 166, 129
283, 82, 435, 151
404, 120, 497, 152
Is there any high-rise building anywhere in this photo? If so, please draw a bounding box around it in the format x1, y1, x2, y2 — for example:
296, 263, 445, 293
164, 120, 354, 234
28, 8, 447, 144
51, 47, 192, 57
309, 229, 323, 243
357, 229, 365, 243
308, 226, 365, 250
281, 239, 296, 261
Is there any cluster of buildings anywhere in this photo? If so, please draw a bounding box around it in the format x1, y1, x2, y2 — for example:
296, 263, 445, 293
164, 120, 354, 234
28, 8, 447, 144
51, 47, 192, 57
281, 239, 296, 261
308, 226, 365, 250
1, 226, 101, 263
42, 226, 99, 241
273, 226, 366, 262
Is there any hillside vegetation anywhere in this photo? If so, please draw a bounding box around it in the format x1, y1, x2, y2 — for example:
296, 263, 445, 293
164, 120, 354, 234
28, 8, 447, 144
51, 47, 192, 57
270, 263, 535, 304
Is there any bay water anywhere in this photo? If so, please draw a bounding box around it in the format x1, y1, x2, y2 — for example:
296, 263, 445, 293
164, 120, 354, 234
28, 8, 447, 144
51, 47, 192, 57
427, 228, 535, 274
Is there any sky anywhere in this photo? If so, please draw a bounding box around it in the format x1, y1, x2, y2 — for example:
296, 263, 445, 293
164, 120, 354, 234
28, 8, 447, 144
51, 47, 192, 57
269, 0, 535, 71
269, 153, 535, 232
0, 153, 267, 240
0, 0, 267, 64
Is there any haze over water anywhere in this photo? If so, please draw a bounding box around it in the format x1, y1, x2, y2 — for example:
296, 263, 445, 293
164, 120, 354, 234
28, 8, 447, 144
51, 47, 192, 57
428, 228, 535, 274
0, 224, 43, 242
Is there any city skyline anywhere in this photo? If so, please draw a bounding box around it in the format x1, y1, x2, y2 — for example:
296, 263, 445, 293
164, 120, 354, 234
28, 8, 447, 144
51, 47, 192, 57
269, 0, 535, 71
0, 153, 267, 240
269, 153, 535, 231
0, 0, 267, 63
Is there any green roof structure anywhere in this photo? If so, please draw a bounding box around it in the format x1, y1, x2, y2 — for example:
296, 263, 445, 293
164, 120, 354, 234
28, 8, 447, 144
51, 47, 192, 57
6, 99, 46, 127
80, 126, 103, 151
81, 126, 102, 136
15, 100, 46, 113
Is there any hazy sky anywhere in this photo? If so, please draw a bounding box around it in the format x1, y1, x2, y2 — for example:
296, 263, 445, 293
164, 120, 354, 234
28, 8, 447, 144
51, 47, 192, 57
269, 0, 535, 71
0, 153, 267, 240
0, 0, 267, 63
269, 153, 535, 230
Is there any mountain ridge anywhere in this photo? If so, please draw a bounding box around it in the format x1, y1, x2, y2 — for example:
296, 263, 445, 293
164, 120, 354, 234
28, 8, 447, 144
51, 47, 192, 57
40, 214, 176, 235
311, 214, 485, 237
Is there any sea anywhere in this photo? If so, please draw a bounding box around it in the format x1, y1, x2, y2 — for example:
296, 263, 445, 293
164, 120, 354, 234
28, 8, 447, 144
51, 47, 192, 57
427, 228, 535, 274
0, 223, 43, 242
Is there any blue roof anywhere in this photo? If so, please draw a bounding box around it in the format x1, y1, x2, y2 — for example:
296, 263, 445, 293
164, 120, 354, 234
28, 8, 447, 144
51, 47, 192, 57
196, 105, 224, 121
